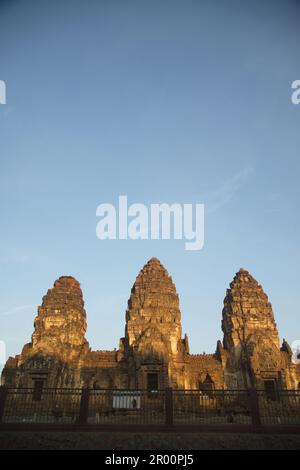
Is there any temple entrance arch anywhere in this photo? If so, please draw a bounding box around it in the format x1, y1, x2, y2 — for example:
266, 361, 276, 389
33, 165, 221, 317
199, 373, 215, 397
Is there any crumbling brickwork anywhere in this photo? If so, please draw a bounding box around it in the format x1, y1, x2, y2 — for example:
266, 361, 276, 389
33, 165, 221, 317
2, 259, 299, 392
221, 269, 298, 390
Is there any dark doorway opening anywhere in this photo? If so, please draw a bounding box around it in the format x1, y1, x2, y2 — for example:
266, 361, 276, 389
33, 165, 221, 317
32, 379, 44, 401
199, 374, 215, 398
264, 380, 277, 401
147, 373, 159, 397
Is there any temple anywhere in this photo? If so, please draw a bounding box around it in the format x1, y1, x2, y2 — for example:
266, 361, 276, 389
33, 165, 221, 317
2, 258, 299, 395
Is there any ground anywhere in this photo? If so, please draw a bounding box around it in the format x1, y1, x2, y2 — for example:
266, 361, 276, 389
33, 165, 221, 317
1, 431, 300, 450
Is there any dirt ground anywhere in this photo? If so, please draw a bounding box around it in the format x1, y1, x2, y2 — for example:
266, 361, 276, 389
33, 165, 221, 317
1, 431, 300, 450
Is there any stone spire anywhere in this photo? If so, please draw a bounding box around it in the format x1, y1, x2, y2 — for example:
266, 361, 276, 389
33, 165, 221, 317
125, 258, 184, 358
30, 276, 89, 361
222, 268, 280, 352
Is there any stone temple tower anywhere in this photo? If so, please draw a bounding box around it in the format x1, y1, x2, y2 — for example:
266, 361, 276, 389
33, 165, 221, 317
221, 268, 294, 390
31, 276, 89, 361
2, 276, 90, 388
123, 258, 189, 389
2, 262, 298, 392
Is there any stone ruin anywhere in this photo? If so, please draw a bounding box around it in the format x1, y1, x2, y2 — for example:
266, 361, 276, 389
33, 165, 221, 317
2, 258, 299, 394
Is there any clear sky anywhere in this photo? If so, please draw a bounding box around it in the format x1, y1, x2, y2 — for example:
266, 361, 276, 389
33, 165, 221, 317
0, 0, 300, 371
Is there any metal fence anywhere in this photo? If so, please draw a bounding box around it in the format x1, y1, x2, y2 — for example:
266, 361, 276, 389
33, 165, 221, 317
0, 386, 299, 429
0, 388, 82, 424
257, 389, 300, 425
173, 389, 252, 425
87, 389, 166, 425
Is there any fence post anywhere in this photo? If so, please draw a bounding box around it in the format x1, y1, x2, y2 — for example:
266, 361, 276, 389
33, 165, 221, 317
165, 387, 173, 426
0, 386, 8, 423
78, 387, 90, 425
249, 387, 261, 427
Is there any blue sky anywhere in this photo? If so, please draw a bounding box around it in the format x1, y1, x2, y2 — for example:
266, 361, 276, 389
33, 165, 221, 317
0, 0, 300, 370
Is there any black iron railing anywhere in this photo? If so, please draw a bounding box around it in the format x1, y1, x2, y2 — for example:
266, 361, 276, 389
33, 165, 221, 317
0, 386, 299, 427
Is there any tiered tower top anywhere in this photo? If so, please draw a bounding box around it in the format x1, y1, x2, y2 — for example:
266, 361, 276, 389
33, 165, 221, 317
222, 268, 280, 350
125, 258, 183, 357
31, 276, 89, 361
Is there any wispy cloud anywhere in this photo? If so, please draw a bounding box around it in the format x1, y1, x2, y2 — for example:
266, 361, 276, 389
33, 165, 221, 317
206, 165, 254, 214
0, 252, 30, 265
0, 105, 13, 119
0, 304, 34, 317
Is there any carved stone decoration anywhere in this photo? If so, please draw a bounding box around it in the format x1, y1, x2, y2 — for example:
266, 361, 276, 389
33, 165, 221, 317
30, 276, 90, 361
221, 268, 295, 388
222, 269, 280, 352
125, 258, 185, 359
1, 261, 298, 391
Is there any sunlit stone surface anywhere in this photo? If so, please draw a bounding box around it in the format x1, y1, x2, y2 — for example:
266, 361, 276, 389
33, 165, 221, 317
2, 261, 299, 391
